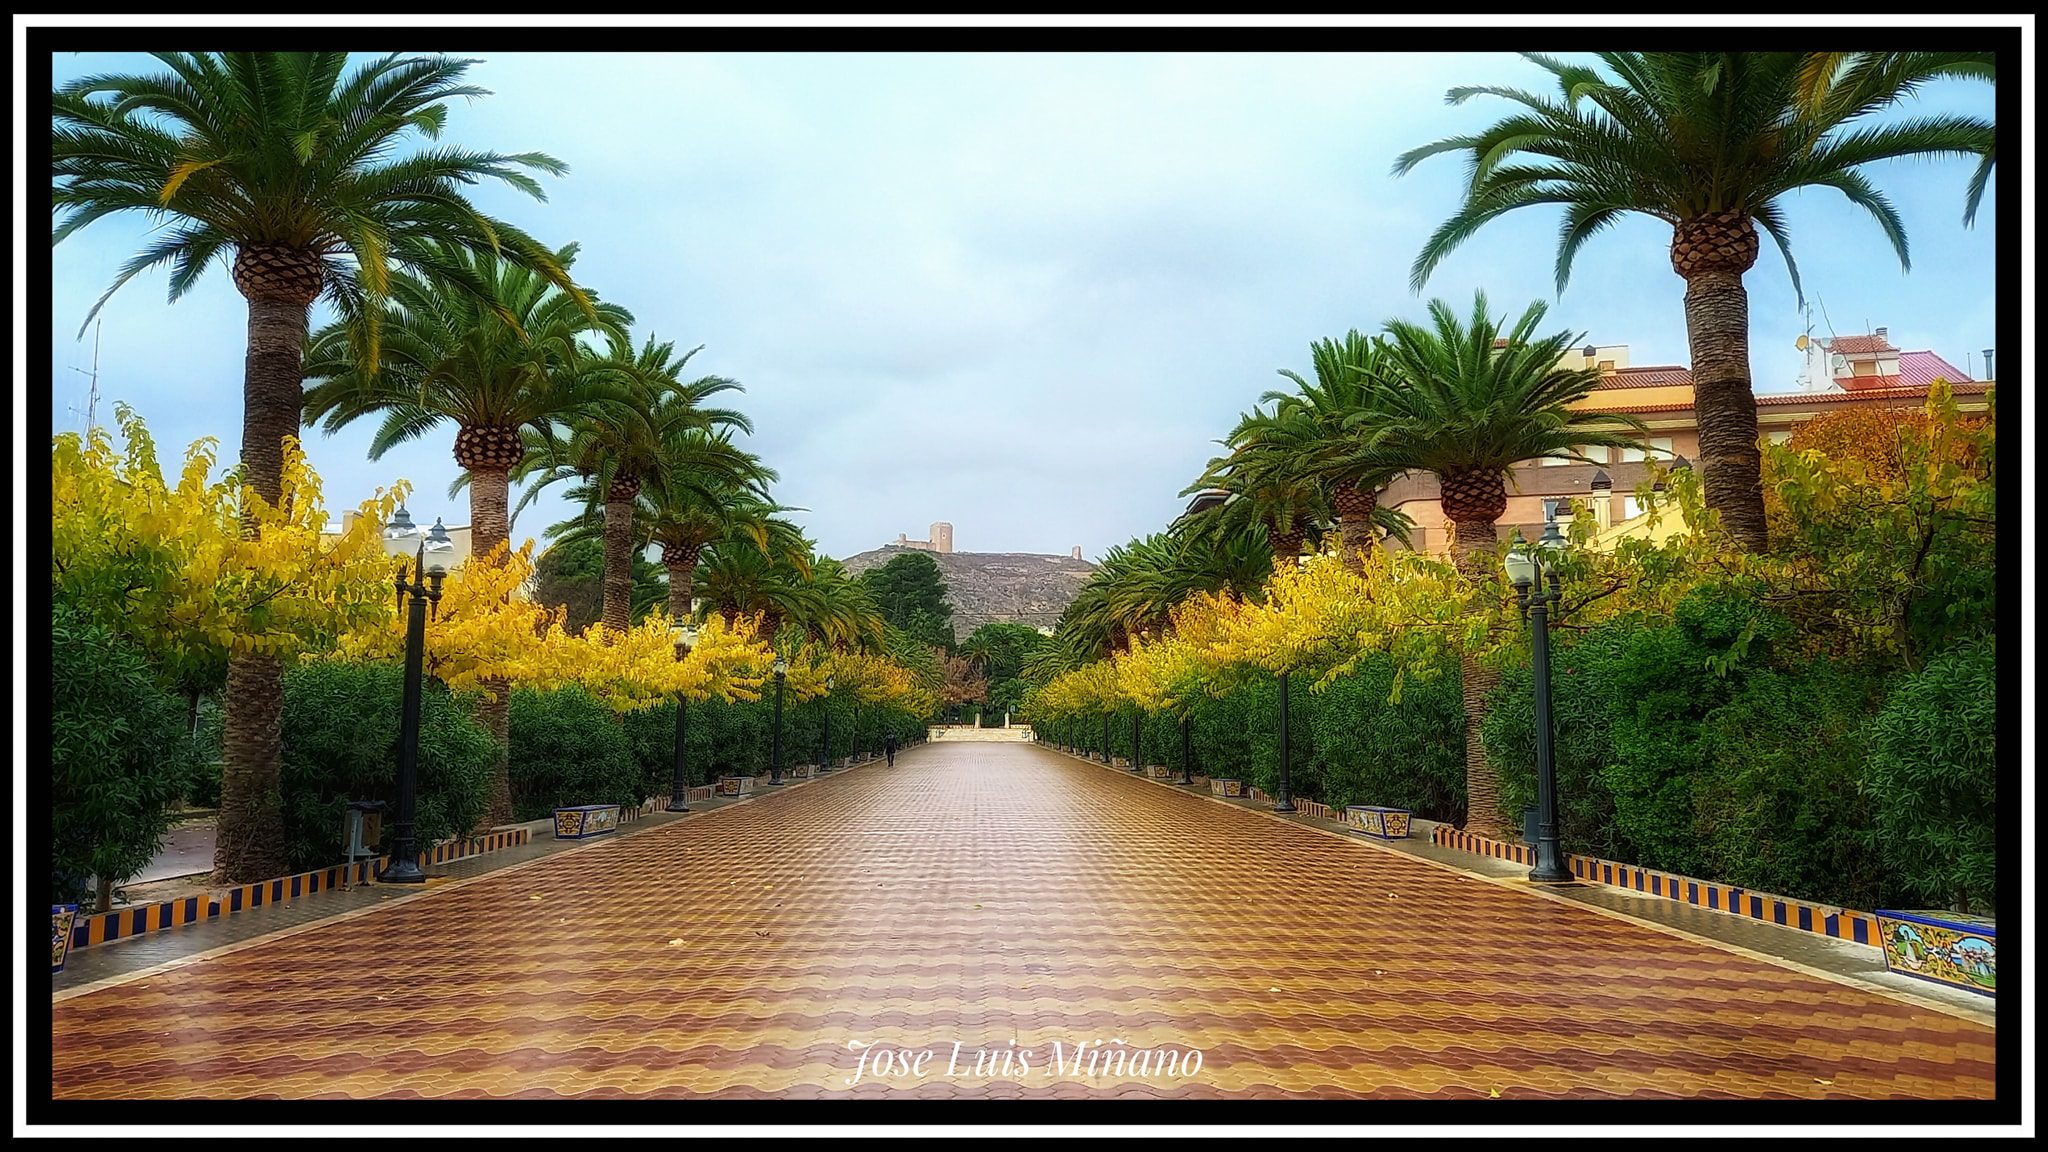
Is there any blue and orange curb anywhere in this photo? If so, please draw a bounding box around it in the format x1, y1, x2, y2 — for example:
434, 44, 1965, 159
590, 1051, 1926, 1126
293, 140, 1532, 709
1430, 826, 1881, 947
69, 828, 530, 952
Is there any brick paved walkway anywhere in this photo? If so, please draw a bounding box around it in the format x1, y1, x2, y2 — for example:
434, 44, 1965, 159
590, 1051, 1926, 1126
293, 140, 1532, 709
50, 742, 1993, 1100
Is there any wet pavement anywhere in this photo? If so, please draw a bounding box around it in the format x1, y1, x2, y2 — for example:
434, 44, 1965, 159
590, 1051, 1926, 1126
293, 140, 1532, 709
50, 742, 1994, 1099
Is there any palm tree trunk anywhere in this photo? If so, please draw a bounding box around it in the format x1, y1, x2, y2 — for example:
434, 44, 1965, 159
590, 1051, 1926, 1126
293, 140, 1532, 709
662, 542, 702, 620
1269, 524, 1305, 564
213, 283, 311, 882
1451, 512, 1505, 838
602, 494, 635, 634
1675, 220, 1768, 552
1332, 484, 1379, 573
466, 465, 516, 828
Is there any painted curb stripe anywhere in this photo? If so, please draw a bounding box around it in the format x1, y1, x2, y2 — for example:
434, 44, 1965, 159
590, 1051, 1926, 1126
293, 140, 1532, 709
71, 828, 531, 952
1429, 826, 1880, 951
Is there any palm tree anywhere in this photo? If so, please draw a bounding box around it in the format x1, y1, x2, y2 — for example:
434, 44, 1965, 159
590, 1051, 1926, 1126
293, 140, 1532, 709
55, 52, 580, 880
1398, 51, 1993, 551
305, 246, 626, 828
1183, 427, 1332, 565
518, 338, 749, 634
304, 242, 632, 559
1053, 531, 1272, 667
641, 440, 779, 619
1369, 292, 1648, 837
1260, 331, 1414, 571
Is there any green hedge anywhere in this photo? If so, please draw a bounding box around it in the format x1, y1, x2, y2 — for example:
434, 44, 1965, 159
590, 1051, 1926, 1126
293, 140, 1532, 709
506, 685, 640, 820
278, 660, 499, 872
621, 693, 930, 796
51, 604, 195, 905
1481, 588, 1993, 913
1862, 641, 1996, 913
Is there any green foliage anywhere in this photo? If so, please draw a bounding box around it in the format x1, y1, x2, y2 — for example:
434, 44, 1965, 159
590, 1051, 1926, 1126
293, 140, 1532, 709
278, 661, 498, 872
506, 685, 641, 819
1862, 641, 1996, 913
51, 604, 196, 905
1309, 653, 1466, 821
860, 552, 956, 650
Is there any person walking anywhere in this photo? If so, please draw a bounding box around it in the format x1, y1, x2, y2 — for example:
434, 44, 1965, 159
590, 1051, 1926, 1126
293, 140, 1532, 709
884, 731, 899, 767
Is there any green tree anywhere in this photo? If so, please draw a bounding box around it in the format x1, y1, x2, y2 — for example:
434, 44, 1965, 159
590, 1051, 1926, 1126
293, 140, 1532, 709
1369, 292, 1646, 836
55, 51, 581, 880
1399, 51, 1992, 551
859, 552, 956, 650
52, 605, 196, 910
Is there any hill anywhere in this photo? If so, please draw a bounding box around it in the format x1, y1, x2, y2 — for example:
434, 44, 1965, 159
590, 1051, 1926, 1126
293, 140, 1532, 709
837, 545, 1096, 640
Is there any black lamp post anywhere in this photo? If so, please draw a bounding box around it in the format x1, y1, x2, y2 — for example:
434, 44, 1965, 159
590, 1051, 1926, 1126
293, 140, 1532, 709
1130, 711, 1144, 772
1506, 523, 1573, 883
818, 675, 836, 771
669, 621, 699, 812
768, 656, 789, 785
379, 508, 452, 884
1102, 712, 1111, 763
1273, 671, 1296, 812
1178, 713, 1194, 785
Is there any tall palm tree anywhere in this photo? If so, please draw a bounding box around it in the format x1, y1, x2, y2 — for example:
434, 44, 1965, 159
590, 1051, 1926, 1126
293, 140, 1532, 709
1397, 51, 1993, 551
1183, 428, 1332, 565
1369, 292, 1648, 836
518, 338, 749, 633
304, 242, 632, 558
305, 246, 626, 828
54, 52, 580, 879
641, 440, 779, 619
1260, 331, 1413, 571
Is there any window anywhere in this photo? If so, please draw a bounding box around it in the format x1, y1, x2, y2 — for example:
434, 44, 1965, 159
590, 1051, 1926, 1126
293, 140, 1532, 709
1623, 496, 1650, 520
1598, 359, 1616, 371
1765, 430, 1794, 445
1619, 437, 1674, 463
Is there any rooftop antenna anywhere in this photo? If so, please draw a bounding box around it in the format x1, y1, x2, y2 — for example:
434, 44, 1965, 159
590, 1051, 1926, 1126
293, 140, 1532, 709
67, 320, 102, 432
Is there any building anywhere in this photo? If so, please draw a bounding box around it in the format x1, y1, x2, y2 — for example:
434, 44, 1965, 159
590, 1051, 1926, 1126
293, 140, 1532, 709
1381, 331, 1994, 554
892, 521, 955, 554
322, 509, 541, 601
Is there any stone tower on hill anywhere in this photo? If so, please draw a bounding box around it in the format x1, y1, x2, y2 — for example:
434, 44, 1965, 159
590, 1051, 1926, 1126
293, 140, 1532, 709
841, 528, 1093, 640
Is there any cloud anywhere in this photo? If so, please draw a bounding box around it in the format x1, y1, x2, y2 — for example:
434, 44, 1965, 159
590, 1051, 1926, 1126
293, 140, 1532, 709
49, 51, 1999, 562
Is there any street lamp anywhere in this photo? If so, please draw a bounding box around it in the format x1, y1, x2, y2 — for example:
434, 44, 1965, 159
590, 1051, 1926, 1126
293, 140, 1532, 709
1178, 713, 1195, 785
1130, 710, 1144, 772
768, 656, 789, 785
379, 508, 452, 884
818, 675, 836, 772
1505, 524, 1573, 883
669, 621, 699, 812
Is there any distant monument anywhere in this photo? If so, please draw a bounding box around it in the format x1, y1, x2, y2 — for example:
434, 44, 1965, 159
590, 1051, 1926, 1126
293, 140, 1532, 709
842, 521, 1094, 638
893, 521, 955, 554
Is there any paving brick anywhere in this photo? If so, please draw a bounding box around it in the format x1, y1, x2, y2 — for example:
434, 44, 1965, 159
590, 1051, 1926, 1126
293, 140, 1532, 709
50, 743, 1992, 1099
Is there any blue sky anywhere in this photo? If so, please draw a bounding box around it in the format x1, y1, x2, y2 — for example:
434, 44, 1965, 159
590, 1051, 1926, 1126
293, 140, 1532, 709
48, 52, 1998, 561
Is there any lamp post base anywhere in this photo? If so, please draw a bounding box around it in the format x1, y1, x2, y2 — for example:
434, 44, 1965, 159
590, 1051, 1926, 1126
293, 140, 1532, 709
378, 857, 427, 884
668, 794, 691, 813
1272, 801, 1297, 813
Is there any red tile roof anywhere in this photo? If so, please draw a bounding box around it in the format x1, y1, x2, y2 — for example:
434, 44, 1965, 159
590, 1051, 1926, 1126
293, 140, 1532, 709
1594, 379, 1992, 415
1826, 334, 1897, 356
1898, 349, 1974, 388
1596, 365, 1693, 389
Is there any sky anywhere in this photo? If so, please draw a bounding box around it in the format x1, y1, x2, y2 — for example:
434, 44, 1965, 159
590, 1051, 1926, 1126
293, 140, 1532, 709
48, 51, 1999, 562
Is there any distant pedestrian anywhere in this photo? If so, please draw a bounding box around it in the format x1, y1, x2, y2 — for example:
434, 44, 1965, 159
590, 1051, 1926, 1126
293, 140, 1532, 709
884, 732, 899, 766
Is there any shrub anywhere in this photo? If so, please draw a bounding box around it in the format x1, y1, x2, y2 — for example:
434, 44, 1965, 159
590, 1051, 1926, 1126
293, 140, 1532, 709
1484, 629, 1626, 858
1313, 652, 1466, 821
1694, 661, 1889, 910
1862, 641, 1996, 913
278, 660, 498, 872
51, 604, 194, 907
506, 685, 639, 819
